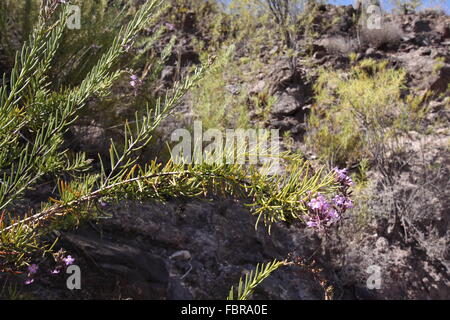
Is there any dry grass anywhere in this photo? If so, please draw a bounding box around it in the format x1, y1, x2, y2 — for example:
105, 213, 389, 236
359, 21, 404, 49
321, 36, 357, 55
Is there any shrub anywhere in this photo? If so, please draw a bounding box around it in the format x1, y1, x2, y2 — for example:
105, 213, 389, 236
0, 0, 187, 266
0, 0, 171, 152
321, 36, 357, 55
359, 21, 404, 49
191, 46, 250, 130
306, 59, 425, 166
0, 2, 347, 302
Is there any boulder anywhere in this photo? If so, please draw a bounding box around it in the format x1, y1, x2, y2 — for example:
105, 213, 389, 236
69, 122, 109, 156
413, 19, 432, 33
429, 65, 450, 94
271, 90, 304, 116
61, 231, 170, 300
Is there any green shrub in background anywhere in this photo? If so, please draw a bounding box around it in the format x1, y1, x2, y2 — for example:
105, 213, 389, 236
192, 46, 251, 130
0, 0, 179, 268
1, 0, 126, 79
306, 59, 426, 166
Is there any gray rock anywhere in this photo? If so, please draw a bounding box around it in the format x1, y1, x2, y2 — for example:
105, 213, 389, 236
70, 123, 109, 156
430, 65, 450, 94
249, 80, 266, 95
61, 231, 169, 299
313, 50, 327, 60
413, 20, 432, 33
271, 91, 303, 116
365, 48, 376, 55
44, 200, 327, 300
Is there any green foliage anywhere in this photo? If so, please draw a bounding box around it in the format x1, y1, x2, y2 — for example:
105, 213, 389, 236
192, 46, 250, 129
0, 0, 39, 67
0, 0, 168, 269
52, 0, 145, 86
296, 1, 325, 53
0, 3, 72, 211
179, 0, 317, 132
306, 59, 426, 166
390, 0, 423, 13
0, 3, 353, 303
0, 0, 170, 146
250, 88, 277, 123
0, 1, 342, 275
0, 213, 49, 269
432, 56, 446, 75
168, 0, 232, 50
0, 277, 31, 299
227, 259, 288, 300
227, 0, 287, 51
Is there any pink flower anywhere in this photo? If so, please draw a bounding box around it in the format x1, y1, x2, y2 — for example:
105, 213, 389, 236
334, 167, 354, 187
307, 194, 329, 211
327, 209, 340, 222
306, 220, 319, 228
28, 264, 39, 275
164, 22, 175, 31
344, 198, 354, 209
333, 195, 353, 209
129, 75, 143, 90
63, 255, 75, 266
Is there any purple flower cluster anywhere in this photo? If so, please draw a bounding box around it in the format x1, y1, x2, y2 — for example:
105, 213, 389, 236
51, 250, 75, 275
332, 195, 354, 210
129, 74, 141, 88
334, 167, 353, 188
24, 250, 75, 285
164, 22, 175, 31
129, 74, 143, 96
25, 264, 39, 285
304, 167, 354, 231
306, 194, 344, 229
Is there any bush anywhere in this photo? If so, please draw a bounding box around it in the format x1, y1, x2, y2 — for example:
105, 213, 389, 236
0, 0, 169, 129
359, 21, 404, 49
0, 0, 170, 269
191, 46, 250, 130
306, 59, 425, 166
321, 36, 357, 55
0, 1, 347, 301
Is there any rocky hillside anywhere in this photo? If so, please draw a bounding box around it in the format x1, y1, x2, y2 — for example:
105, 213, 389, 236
0, 1, 449, 300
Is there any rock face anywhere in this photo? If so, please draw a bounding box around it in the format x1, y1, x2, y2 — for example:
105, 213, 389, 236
272, 91, 304, 116
69, 122, 109, 156
262, 58, 312, 133
393, 47, 449, 96
430, 65, 450, 94
324, 131, 450, 299
61, 231, 170, 299
253, 7, 450, 300
28, 200, 328, 300
413, 19, 432, 33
